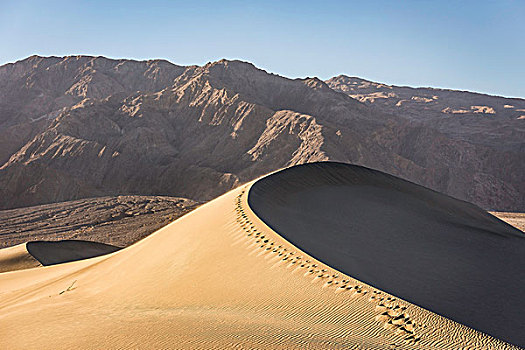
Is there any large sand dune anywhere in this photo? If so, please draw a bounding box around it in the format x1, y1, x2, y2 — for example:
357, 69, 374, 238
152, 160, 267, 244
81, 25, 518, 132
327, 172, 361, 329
0, 163, 522, 349
249, 162, 525, 347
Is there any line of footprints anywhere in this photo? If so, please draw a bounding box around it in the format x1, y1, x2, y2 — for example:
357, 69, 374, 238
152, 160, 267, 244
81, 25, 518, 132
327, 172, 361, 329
235, 189, 422, 344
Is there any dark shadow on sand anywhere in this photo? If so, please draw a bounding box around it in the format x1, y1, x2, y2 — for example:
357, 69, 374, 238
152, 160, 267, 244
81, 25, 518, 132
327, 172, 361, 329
26, 240, 121, 266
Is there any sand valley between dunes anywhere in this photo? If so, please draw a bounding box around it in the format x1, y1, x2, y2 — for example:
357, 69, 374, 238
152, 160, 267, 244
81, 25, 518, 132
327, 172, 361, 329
0, 165, 523, 349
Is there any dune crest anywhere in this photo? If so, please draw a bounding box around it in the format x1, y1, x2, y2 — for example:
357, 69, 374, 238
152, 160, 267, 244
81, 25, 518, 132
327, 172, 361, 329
0, 164, 521, 349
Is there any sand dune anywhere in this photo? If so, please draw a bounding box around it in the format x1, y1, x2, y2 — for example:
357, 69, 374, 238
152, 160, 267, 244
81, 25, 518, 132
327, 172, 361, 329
0, 240, 121, 273
249, 162, 525, 347
0, 163, 522, 349
26, 240, 121, 266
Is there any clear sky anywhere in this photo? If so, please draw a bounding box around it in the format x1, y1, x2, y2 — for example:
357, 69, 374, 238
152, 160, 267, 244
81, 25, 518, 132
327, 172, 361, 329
1, 0, 524, 97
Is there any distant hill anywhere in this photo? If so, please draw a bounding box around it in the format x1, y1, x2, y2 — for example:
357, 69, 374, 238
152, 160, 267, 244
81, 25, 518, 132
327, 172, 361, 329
0, 56, 523, 210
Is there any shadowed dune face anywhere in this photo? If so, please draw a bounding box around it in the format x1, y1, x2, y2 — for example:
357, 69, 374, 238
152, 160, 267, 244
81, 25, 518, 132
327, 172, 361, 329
248, 162, 525, 347
26, 240, 121, 266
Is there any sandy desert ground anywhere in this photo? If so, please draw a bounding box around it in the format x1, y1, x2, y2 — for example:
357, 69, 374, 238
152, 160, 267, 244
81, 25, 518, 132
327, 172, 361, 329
0, 163, 523, 349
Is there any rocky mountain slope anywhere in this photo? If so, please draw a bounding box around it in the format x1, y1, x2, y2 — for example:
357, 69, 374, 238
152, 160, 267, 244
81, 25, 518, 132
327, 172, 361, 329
0, 56, 523, 210
326, 75, 525, 149
0, 55, 184, 165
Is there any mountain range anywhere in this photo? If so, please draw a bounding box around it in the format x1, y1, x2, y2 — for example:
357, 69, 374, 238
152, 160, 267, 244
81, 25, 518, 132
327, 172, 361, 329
1, 55, 523, 210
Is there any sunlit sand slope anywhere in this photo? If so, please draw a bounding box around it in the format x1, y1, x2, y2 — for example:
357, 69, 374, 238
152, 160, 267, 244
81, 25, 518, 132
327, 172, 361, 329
491, 212, 525, 232
249, 162, 525, 347
0, 243, 41, 273
0, 165, 521, 349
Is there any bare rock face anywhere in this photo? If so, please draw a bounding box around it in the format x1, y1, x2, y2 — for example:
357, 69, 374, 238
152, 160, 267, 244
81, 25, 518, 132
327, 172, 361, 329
326, 75, 525, 150
0, 56, 523, 211
0, 55, 184, 164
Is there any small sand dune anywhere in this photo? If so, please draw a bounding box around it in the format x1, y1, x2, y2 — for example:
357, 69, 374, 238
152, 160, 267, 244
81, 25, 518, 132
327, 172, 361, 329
0, 240, 121, 273
26, 240, 121, 266
0, 162, 522, 349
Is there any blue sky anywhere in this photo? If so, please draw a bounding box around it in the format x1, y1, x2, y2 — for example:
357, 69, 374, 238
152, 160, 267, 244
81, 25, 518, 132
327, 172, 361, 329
1, 0, 524, 97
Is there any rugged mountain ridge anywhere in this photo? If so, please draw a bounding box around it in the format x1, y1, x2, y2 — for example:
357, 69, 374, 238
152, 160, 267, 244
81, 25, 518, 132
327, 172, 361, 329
0, 56, 523, 210
326, 75, 525, 149
0, 55, 185, 164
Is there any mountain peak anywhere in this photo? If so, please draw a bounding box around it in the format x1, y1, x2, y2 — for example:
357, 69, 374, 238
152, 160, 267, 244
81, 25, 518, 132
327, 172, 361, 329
301, 77, 330, 90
